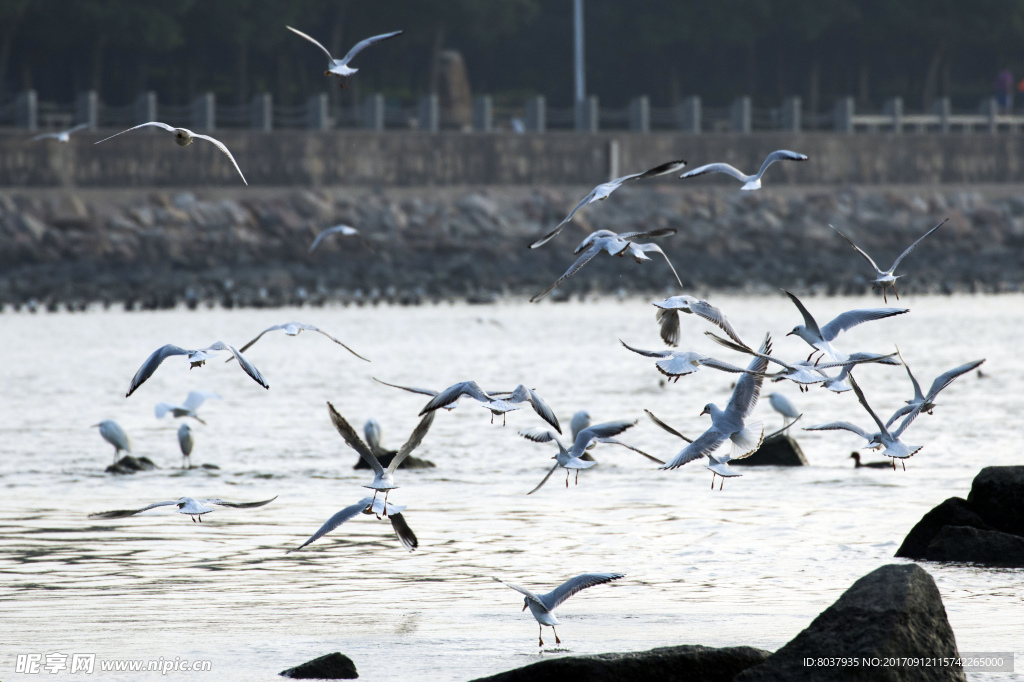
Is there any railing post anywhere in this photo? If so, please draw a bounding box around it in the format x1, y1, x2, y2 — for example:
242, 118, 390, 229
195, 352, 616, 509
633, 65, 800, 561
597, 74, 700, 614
473, 95, 493, 132
628, 96, 650, 133
981, 97, 998, 134
930, 97, 951, 133
251, 93, 272, 131
608, 138, 620, 181
525, 96, 546, 133
731, 96, 751, 133
884, 97, 903, 133
135, 91, 157, 124
75, 90, 99, 129
781, 96, 801, 132
362, 94, 385, 131
833, 97, 854, 133
676, 96, 701, 133
306, 93, 329, 130
191, 92, 215, 131
15, 90, 37, 131
418, 94, 439, 132
575, 95, 598, 133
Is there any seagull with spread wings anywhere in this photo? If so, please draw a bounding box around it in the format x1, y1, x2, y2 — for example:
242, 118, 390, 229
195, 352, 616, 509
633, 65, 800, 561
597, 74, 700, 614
32, 122, 89, 143
308, 224, 359, 253
494, 573, 624, 647
679, 150, 807, 190
418, 381, 561, 432
88, 496, 277, 523
154, 390, 221, 424
126, 342, 268, 397
884, 349, 985, 428
784, 289, 907, 364
287, 26, 403, 89
95, 122, 247, 185
830, 220, 946, 302
620, 339, 759, 383
652, 295, 744, 347
287, 496, 417, 553
226, 321, 368, 363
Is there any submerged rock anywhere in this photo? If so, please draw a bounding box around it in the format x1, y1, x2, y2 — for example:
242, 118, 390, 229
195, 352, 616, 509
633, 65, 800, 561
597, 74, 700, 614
731, 435, 807, 466
105, 455, 159, 474
279, 652, 358, 679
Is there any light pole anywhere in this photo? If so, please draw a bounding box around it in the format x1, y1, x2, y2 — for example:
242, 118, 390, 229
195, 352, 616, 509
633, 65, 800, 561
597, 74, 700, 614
573, 0, 586, 130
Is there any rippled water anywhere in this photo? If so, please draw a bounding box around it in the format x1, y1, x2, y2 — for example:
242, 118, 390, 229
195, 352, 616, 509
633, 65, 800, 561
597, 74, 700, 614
1, 295, 1021, 681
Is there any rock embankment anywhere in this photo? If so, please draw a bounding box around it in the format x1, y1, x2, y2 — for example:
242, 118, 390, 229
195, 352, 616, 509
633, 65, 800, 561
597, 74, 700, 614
2, 185, 1022, 310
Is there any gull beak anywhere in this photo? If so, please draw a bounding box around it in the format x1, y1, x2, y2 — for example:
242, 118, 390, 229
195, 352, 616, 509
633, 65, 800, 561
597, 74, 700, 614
522, 604, 528, 612
785, 331, 795, 337
699, 408, 708, 416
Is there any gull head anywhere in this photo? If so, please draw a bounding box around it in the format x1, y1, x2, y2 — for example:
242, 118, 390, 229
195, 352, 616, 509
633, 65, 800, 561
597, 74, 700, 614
173, 129, 193, 147
522, 598, 529, 612
699, 403, 713, 417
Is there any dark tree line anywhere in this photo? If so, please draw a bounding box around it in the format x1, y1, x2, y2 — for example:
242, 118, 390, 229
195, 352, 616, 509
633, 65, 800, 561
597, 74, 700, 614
3, 0, 1023, 111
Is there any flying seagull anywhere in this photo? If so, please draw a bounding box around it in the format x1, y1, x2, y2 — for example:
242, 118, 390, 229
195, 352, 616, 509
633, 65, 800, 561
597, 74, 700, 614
784, 290, 906, 363
830, 220, 946, 302
88, 496, 277, 522
493, 573, 624, 647
373, 377, 517, 411
226, 321, 368, 363
531, 228, 682, 303
287, 26, 403, 89
126, 342, 268, 397
177, 423, 194, 469
92, 420, 131, 464
884, 349, 985, 429
31, 122, 89, 143
679, 150, 807, 190
529, 159, 687, 248
652, 295, 743, 347
94, 122, 247, 185
418, 381, 561, 432
620, 340, 759, 383
287, 497, 417, 553
154, 390, 221, 424
309, 224, 359, 253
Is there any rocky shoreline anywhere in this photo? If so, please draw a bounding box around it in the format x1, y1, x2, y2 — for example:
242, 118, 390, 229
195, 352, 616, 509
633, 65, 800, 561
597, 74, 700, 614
1, 185, 1023, 310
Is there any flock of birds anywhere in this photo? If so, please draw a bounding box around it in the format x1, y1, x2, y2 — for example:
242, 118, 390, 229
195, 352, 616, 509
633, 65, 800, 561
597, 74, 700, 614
62, 22, 986, 649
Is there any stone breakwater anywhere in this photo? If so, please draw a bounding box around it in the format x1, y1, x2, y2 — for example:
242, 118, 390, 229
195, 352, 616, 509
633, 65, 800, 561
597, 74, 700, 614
1, 185, 1022, 310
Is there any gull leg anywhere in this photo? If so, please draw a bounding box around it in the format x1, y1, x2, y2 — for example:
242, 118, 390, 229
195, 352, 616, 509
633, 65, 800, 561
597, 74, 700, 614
553, 627, 561, 645
503, 413, 507, 427
893, 283, 899, 301
710, 473, 715, 490
565, 470, 570, 488
720, 476, 724, 491
902, 460, 906, 471
575, 469, 579, 485
892, 458, 896, 470
539, 625, 544, 647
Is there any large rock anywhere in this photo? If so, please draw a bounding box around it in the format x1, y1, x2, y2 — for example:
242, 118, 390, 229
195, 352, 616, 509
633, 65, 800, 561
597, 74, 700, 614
894, 497, 993, 559
731, 435, 808, 466
468, 644, 769, 682
965, 466, 1024, 536
734, 564, 965, 682
352, 453, 435, 470
279, 652, 358, 679
104, 456, 159, 474
925, 526, 1024, 567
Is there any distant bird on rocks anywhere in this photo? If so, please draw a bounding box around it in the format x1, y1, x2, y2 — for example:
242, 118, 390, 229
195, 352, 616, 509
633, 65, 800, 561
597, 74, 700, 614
679, 150, 807, 190
287, 26, 403, 89
830, 220, 946, 302
94, 122, 247, 185
88, 496, 277, 522
32, 123, 89, 143
92, 420, 131, 464
419, 381, 561, 432
178, 423, 194, 469
529, 159, 687, 248
155, 390, 221, 424
227, 321, 368, 362
126, 342, 268, 397
308, 224, 359, 253
652, 295, 743, 346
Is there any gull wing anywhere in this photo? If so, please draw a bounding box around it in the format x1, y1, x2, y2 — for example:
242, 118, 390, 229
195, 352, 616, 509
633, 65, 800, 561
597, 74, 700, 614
327, 402, 383, 475
309, 224, 359, 252
923, 358, 985, 402
617, 227, 677, 241
758, 149, 808, 176
890, 219, 946, 272
804, 421, 874, 440
894, 347, 924, 402
574, 420, 635, 450
687, 299, 744, 345
201, 496, 278, 509
633, 158, 687, 179
884, 404, 915, 430
234, 324, 286, 355
492, 577, 545, 609
154, 402, 175, 419
94, 121, 176, 145
389, 512, 418, 551
594, 438, 665, 465
339, 30, 404, 66
299, 324, 370, 361
31, 132, 60, 141
680, 162, 748, 182
631, 243, 684, 288
88, 500, 179, 519
655, 308, 681, 346
725, 334, 771, 419
190, 133, 248, 185
783, 290, 822, 339
286, 497, 374, 553
183, 390, 221, 411
508, 385, 561, 433
530, 187, 600, 249
214, 343, 269, 390
848, 374, 891, 438
526, 463, 561, 495
530, 245, 601, 302
373, 377, 438, 398
620, 339, 671, 358
644, 409, 693, 443
829, 224, 883, 274
819, 307, 907, 343
286, 26, 336, 61
519, 428, 561, 445
419, 381, 491, 414
890, 404, 926, 439
386, 411, 435, 475
539, 573, 625, 611
659, 427, 729, 470
126, 344, 191, 397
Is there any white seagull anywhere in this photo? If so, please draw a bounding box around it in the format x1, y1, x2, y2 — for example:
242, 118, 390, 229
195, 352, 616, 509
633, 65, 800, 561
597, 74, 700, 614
154, 390, 221, 424
529, 159, 687, 248
620, 339, 760, 383
287, 26, 403, 89
373, 377, 518, 411
126, 342, 268, 397
493, 573, 624, 647
177, 423, 194, 469
94, 122, 247, 185
531, 228, 683, 303
830, 220, 946, 302
309, 224, 359, 253
766, 393, 800, 430
227, 321, 368, 362
92, 420, 131, 464
659, 335, 772, 489
88, 496, 277, 522
679, 150, 807, 190
419, 381, 561, 432
31, 122, 89, 143
884, 349, 985, 428
784, 290, 907, 363
653, 295, 744, 347
287, 497, 417, 553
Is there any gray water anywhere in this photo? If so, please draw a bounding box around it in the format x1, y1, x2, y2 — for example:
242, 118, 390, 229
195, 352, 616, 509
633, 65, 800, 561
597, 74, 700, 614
1, 295, 1021, 681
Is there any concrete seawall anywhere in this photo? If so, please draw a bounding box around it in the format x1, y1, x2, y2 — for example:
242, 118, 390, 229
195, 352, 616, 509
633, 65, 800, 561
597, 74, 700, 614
3, 132, 1024, 188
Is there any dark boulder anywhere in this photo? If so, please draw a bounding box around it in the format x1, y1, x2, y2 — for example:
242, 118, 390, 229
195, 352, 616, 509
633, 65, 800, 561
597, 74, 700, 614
468, 644, 769, 682
104, 456, 159, 474
895, 497, 993, 560
734, 564, 965, 682
925, 526, 1024, 567
966, 466, 1024, 536
731, 435, 808, 466
279, 652, 358, 679
353, 453, 436, 470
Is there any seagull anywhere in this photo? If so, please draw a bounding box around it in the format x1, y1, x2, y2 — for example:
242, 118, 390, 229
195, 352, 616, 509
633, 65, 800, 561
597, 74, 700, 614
226, 322, 368, 363
804, 375, 922, 469
849, 452, 891, 469
531, 228, 682, 303
126, 342, 268, 397
309, 225, 359, 253
679, 150, 807, 190
154, 390, 221, 424
31, 122, 89, 143
784, 290, 907, 363
94, 122, 247, 185
766, 393, 800, 430
652, 295, 743, 347
287, 26, 403, 89
419, 381, 561, 432
830, 220, 946, 302
520, 420, 662, 493
619, 339, 760, 383
529, 159, 687, 248
327, 402, 434, 508
884, 349, 985, 429
658, 334, 772, 489
373, 377, 517, 411
88, 496, 277, 523
178, 423, 194, 468
92, 420, 131, 464
493, 573, 624, 647
287, 497, 416, 553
